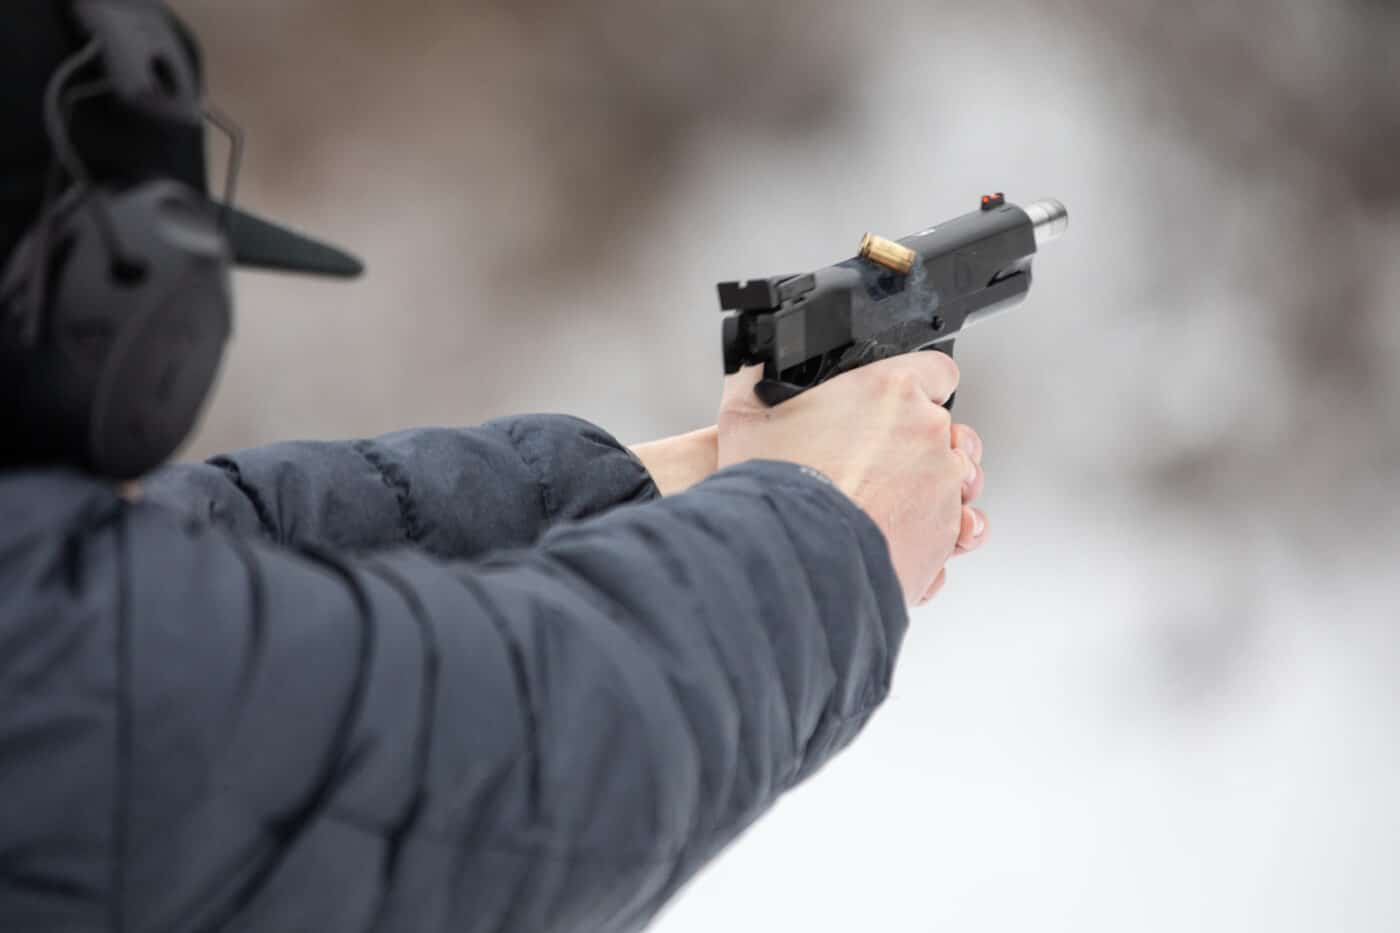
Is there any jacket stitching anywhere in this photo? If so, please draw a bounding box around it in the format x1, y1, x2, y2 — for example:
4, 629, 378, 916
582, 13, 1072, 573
505, 420, 555, 523
352, 440, 427, 545
209, 457, 277, 540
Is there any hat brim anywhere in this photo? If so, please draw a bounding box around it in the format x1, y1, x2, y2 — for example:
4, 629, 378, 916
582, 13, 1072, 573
219, 202, 364, 279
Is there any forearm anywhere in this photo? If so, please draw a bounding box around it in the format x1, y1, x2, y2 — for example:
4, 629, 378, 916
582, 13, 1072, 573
112, 459, 905, 931
141, 415, 658, 559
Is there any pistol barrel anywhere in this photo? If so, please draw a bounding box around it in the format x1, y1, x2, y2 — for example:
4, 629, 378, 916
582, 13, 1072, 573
1023, 198, 1069, 246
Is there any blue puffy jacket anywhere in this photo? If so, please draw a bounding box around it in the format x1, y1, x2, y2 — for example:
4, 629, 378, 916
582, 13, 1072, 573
0, 415, 906, 932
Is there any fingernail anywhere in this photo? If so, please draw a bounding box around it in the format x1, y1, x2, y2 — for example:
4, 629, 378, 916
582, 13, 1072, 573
972, 511, 985, 537
965, 453, 979, 485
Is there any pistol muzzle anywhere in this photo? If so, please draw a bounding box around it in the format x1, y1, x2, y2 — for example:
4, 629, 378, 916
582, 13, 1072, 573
1023, 198, 1069, 246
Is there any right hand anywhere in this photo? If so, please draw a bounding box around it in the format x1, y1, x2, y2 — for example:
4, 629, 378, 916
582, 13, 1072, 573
717, 355, 985, 606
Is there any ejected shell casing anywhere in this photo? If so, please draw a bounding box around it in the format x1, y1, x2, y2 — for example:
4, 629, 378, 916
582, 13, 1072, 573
858, 232, 917, 274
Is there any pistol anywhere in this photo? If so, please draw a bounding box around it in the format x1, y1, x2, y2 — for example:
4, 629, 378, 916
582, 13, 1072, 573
718, 193, 1068, 407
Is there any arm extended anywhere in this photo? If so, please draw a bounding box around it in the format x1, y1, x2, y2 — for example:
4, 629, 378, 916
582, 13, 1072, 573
1, 460, 904, 932
141, 414, 658, 559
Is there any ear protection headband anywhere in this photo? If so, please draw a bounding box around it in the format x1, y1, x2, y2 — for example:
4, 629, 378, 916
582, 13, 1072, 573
0, 0, 238, 479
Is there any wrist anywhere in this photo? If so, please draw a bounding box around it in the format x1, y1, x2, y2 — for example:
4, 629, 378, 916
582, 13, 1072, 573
629, 425, 718, 496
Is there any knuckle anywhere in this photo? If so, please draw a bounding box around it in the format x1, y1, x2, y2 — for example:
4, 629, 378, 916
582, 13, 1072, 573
924, 351, 960, 390
874, 360, 912, 388
910, 352, 958, 404
910, 400, 947, 437
878, 366, 923, 400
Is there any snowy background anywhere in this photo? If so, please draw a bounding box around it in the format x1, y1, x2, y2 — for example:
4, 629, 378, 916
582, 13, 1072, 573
173, 1, 1400, 929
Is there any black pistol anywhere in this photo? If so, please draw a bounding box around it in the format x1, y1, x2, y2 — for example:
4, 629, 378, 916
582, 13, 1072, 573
718, 193, 1068, 408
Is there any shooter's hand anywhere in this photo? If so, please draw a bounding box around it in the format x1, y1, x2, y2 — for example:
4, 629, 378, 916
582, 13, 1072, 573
717, 354, 978, 606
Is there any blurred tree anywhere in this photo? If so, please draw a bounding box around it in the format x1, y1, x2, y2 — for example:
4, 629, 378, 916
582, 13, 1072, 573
1048, 0, 1400, 527
172, 0, 1400, 543
173, 0, 869, 288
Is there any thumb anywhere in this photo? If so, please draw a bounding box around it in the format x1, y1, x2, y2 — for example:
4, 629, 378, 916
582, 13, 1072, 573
720, 363, 766, 412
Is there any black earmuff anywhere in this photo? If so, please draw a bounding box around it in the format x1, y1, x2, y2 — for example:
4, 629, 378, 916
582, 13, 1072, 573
0, 182, 232, 479
0, 0, 232, 479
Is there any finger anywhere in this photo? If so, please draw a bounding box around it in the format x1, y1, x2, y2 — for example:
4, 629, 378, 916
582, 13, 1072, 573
951, 423, 983, 464
720, 363, 766, 410
954, 506, 988, 554
863, 351, 961, 407
955, 449, 983, 502
915, 568, 947, 607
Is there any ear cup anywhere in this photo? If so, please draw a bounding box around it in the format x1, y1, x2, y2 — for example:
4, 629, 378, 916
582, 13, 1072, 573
0, 187, 121, 469
4, 179, 232, 478
86, 182, 231, 477
87, 251, 230, 478
0, 183, 91, 341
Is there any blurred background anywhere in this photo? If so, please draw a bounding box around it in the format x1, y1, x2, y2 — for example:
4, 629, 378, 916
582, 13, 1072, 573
173, 0, 1400, 929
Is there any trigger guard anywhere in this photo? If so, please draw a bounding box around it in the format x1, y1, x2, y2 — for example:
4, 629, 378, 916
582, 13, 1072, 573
921, 340, 956, 411
754, 379, 805, 407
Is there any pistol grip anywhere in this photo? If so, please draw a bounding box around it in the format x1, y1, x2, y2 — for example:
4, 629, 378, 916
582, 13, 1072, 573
934, 340, 956, 412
